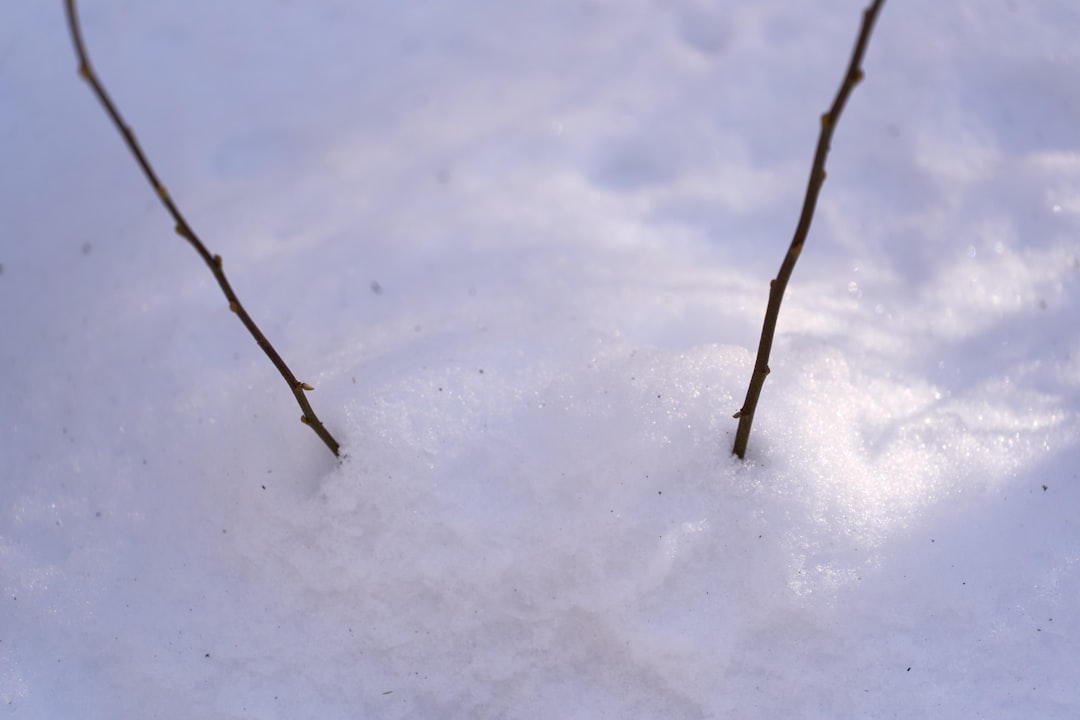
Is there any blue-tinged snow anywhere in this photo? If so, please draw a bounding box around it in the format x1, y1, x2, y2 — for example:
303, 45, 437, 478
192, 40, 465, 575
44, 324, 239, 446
2, 1, 1078, 717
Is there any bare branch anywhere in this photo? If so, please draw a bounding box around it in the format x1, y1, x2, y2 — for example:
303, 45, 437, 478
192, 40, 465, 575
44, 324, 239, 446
65, 0, 341, 457
732, 0, 885, 459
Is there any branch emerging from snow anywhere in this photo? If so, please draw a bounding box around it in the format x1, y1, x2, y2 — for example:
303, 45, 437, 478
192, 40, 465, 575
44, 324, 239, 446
64, 0, 341, 458
732, 0, 885, 460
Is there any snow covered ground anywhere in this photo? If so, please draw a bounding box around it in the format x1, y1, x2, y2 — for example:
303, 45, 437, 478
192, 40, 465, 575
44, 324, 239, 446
3, 1, 1079, 717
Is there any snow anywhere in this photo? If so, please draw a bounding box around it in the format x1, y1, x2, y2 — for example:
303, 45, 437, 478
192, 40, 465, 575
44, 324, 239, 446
3, 0, 1079, 717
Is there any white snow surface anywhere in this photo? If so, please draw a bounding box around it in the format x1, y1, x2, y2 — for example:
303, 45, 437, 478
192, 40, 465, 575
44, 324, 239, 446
3, 1, 1080, 717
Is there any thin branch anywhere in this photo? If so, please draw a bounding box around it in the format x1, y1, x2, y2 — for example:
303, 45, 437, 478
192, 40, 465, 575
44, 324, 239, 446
732, 0, 885, 459
65, 0, 341, 457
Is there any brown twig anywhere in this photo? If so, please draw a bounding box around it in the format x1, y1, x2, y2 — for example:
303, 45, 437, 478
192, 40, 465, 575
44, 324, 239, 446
64, 0, 341, 457
732, 0, 885, 459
